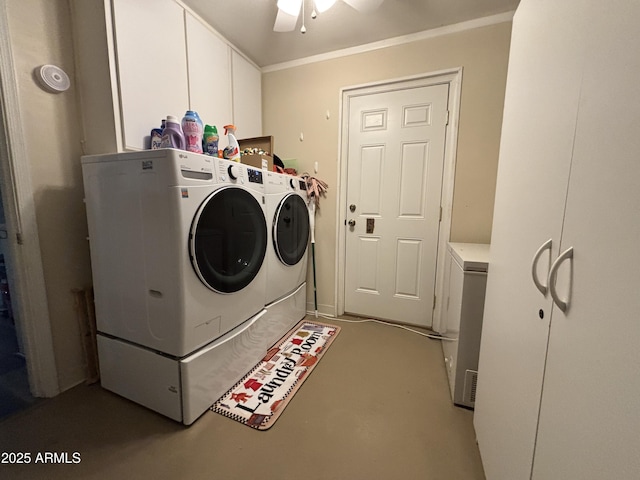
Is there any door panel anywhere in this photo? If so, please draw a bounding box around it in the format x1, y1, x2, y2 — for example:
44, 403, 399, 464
185, 12, 232, 137
355, 237, 380, 293
399, 142, 429, 217
112, 0, 189, 150
395, 239, 421, 297
359, 146, 384, 215
532, 3, 640, 478
344, 84, 448, 326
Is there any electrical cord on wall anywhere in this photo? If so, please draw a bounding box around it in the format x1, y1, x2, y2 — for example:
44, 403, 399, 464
315, 313, 456, 341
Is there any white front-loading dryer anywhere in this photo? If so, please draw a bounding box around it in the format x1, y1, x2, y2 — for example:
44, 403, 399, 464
261, 171, 310, 347
265, 171, 310, 304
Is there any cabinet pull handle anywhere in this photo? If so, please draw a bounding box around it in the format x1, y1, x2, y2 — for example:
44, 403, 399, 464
549, 246, 574, 312
531, 239, 553, 295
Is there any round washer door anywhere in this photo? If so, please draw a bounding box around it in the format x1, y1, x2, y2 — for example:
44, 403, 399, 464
190, 186, 267, 293
273, 193, 310, 266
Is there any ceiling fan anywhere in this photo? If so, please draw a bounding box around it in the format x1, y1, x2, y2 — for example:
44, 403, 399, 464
274, 0, 384, 33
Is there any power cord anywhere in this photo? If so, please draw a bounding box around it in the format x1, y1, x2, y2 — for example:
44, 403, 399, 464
315, 313, 456, 341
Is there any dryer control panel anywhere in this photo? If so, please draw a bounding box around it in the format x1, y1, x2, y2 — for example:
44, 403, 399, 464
247, 168, 263, 184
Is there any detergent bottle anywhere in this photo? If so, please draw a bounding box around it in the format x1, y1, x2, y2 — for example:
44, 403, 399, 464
223, 124, 241, 162
203, 125, 219, 156
160, 115, 185, 149
182, 110, 203, 154
150, 119, 165, 149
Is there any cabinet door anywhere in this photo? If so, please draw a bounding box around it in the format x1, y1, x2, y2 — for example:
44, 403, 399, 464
231, 50, 262, 139
473, 1, 585, 478
185, 12, 232, 133
112, 0, 189, 150
532, 3, 640, 478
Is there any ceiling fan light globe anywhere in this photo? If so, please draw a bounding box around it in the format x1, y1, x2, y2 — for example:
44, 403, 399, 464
343, 0, 384, 13
277, 0, 302, 16
314, 0, 337, 13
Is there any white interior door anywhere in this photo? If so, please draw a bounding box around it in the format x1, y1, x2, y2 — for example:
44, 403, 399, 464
344, 84, 448, 327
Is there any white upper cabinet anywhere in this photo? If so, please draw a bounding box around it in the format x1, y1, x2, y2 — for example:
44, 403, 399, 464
231, 49, 262, 140
185, 11, 233, 134
75, 0, 261, 153
112, 0, 189, 150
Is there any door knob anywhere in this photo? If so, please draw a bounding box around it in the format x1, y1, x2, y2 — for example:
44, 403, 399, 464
348, 219, 356, 227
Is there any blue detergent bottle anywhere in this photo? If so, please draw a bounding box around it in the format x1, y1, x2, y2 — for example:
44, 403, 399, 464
182, 110, 203, 154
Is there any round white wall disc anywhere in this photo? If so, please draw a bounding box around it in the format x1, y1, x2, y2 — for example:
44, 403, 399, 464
36, 64, 71, 93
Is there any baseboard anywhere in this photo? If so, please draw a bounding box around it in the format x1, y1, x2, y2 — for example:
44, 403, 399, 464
305, 302, 335, 318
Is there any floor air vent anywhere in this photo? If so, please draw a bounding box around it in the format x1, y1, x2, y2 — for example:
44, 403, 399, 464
463, 369, 478, 407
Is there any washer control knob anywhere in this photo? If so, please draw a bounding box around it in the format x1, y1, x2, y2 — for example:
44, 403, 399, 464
227, 164, 240, 180
289, 178, 296, 189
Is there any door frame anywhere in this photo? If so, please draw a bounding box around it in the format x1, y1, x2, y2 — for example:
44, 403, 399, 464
336, 68, 462, 330
0, 5, 59, 397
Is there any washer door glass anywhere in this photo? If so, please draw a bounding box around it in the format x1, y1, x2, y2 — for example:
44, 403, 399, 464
190, 186, 267, 293
273, 193, 310, 266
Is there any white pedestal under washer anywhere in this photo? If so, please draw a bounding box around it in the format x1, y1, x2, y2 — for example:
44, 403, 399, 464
82, 149, 270, 424
261, 171, 310, 347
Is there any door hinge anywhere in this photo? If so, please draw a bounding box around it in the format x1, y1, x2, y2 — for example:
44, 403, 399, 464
445, 110, 450, 126
439, 206, 443, 222
433, 294, 437, 309
16, 232, 23, 245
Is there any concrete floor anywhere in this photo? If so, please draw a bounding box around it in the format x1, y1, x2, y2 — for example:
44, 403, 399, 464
0, 317, 485, 480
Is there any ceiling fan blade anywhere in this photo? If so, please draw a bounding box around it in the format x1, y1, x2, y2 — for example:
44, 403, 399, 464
277, 0, 302, 16
342, 0, 384, 13
274, 8, 299, 32
274, 0, 301, 32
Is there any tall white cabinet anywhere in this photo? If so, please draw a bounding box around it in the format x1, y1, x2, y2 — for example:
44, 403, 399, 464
474, 1, 640, 479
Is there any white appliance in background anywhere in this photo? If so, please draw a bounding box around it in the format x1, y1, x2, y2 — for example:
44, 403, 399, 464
82, 149, 269, 424
441, 242, 489, 409
260, 171, 310, 348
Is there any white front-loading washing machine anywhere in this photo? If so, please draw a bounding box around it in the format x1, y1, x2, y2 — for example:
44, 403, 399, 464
82, 149, 269, 424
260, 171, 310, 347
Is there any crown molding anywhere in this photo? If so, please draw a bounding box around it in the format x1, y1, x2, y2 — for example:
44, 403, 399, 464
263, 11, 515, 73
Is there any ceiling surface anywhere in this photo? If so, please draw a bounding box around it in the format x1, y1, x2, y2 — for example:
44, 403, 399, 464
182, 0, 520, 68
